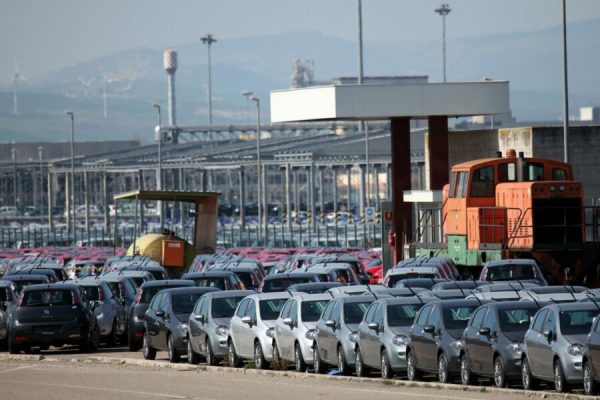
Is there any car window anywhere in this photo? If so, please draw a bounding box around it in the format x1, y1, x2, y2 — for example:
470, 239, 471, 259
159, 294, 170, 314
22, 289, 72, 306
552, 168, 567, 181
427, 305, 441, 329
487, 264, 535, 281
258, 298, 286, 320
387, 303, 421, 327
498, 308, 536, 332
542, 310, 556, 333
364, 303, 378, 323
150, 292, 163, 312
470, 307, 487, 329
330, 303, 341, 324
321, 301, 335, 321
194, 296, 206, 315
81, 286, 101, 301
442, 305, 477, 330
300, 300, 328, 322
343, 302, 371, 324
498, 162, 516, 182
416, 305, 432, 327
195, 278, 226, 290
200, 296, 210, 317
531, 309, 548, 332
482, 308, 497, 331
211, 296, 245, 319
289, 300, 298, 323
280, 299, 293, 319
373, 304, 384, 325
246, 299, 257, 320
559, 310, 597, 335
236, 298, 250, 317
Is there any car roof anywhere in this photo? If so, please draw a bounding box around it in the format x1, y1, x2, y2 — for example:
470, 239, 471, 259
332, 294, 376, 304
486, 300, 544, 310
375, 296, 429, 306
24, 283, 78, 291
546, 301, 600, 312
523, 286, 588, 294
245, 292, 292, 301
203, 290, 257, 299
485, 259, 538, 267
265, 272, 318, 280
388, 267, 440, 275
0, 280, 16, 288
160, 287, 221, 296
289, 293, 333, 302
427, 298, 485, 308
141, 280, 195, 288
288, 282, 341, 290
1, 274, 49, 281
182, 271, 236, 278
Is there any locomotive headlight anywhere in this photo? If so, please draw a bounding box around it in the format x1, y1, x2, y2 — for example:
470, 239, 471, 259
559, 185, 565, 191
549, 185, 555, 192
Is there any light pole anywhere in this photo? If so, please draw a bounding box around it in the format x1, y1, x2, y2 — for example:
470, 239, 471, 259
357, 0, 370, 211
251, 96, 264, 242
435, 3, 451, 83
38, 146, 43, 223
65, 111, 75, 241
152, 103, 164, 231
561, 0, 570, 163
201, 34, 216, 138
11, 143, 17, 210
242, 90, 253, 122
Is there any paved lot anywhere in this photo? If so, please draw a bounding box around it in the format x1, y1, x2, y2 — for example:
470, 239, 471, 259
0, 345, 592, 400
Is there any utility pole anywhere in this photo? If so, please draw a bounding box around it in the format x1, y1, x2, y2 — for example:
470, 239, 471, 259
201, 34, 217, 139
435, 3, 452, 83
561, 0, 570, 163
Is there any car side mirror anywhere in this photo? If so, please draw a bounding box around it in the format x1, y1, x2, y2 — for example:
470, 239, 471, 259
195, 314, 206, 323
543, 330, 553, 341
478, 327, 491, 336
282, 317, 294, 327
325, 320, 336, 329
368, 322, 380, 331
424, 325, 435, 334
156, 310, 165, 318
241, 316, 253, 325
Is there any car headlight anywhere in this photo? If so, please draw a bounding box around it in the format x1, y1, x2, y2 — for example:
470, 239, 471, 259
568, 344, 584, 357
215, 325, 229, 337
450, 340, 463, 352
349, 332, 358, 343
179, 324, 188, 334
266, 327, 274, 338
393, 335, 410, 346
305, 329, 316, 340
507, 342, 523, 355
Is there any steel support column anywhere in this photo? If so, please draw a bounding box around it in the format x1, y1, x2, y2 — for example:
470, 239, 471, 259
427, 116, 449, 190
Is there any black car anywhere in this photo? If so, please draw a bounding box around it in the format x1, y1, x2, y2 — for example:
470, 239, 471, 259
143, 286, 220, 362
407, 299, 483, 383
1, 274, 50, 294
101, 273, 139, 308
459, 300, 543, 388
127, 279, 195, 351
181, 271, 245, 290
259, 272, 320, 293
8, 283, 100, 353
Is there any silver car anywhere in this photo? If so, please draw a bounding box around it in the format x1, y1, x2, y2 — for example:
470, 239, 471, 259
272, 293, 330, 371
187, 290, 256, 365
228, 292, 291, 369
521, 302, 600, 392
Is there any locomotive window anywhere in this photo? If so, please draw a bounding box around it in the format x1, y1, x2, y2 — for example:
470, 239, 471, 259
527, 163, 544, 181
456, 171, 469, 198
498, 163, 516, 182
552, 168, 567, 180
470, 166, 494, 197
449, 172, 458, 198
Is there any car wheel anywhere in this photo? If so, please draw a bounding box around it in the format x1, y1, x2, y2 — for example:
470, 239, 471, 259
272, 341, 283, 370
167, 335, 180, 363
295, 343, 306, 373
313, 344, 326, 374
584, 360, 598, 396
337, 345, 349, 376
228, 340, 242, 368
381, 349, 392, 379
254, 341, 268, 370
127, 329, 142, 352
79, 329, 91, 353
438, 353, 450, 383
355, 347, 368, 377
521, 357, 538, 390
187, 339, 200, 365
206, 340, 216, 366
406, 350, 421, 381
554, 359, 571, 393
493, 357, 506, 388
460, 354, 473, 386
142, 332, 156, 360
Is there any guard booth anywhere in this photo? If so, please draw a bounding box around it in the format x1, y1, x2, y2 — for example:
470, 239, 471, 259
112, 190, 220, 277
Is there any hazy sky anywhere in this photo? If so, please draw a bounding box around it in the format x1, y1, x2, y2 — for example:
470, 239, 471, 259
1, 0, 599, 83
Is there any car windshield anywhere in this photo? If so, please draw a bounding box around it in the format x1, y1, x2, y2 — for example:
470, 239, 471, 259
263, 278, 313, 292
487, 265, 535, 281
259, 298, 287, 320
559, 310, 597, 335
498, 308, 536, 332
300, 300, 328, 322
22, 289, 72, 306
172, 293, 203, 315
195, 278, 226, 290
81, 286, 101, 301
387, 303, 421, 327
344, 302, 371, 324
212, 297, 244, 318
442, 306, 477, 330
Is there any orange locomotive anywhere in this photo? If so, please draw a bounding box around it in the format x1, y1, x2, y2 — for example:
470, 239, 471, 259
416, 149, 600, 286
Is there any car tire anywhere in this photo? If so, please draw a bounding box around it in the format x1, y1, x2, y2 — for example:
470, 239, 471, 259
584, 360, 598, 396
272, 341, 283, 370
127, 329, 142, 352
493, 357, 506, 388
438, 353, 450, 384
381, 349, 392, 379
355, 347, 368, 377
107, 320, 119, 347
460, 354, 474, 386
167, 335, 180, 363
228, 340, 242, 368
313, 344, 326, 374
142, 332, 156, 360
254, 340, 268, 370
521, 357, 538, 390
406, 350, 421, 381
206, 340, 216, 366
295, 343, 306, 373
187, 339, 200, 365
337, 345, 349, 376
554, 359, 571, 393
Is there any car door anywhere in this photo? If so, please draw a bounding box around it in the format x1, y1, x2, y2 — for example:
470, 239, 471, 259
421, 305, 442, 370
191, 296, 206, 353
359, 303, 378, 366
410, 304, 432, 369
240, 299, 257, 357
321, 302, 340, 363
364, 304, 383, 367
589, 318, 600, 376
145, 292, 164, 347
525, 309, 548, 376
537, 309, 557, 378
230, 298, 250, 354
476, 307, 497, 375
316, 301, 334, 356
464, 307, 488, 373
155, 294, 171, 349
276, 300, 293, 360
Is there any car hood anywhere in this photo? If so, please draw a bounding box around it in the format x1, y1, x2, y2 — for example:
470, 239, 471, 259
565, 334, 588, 346
347, 323, 359, 333
303, 321, 318, 330
389, 326, 411, 337
448, 329, 464, 340
175, 313, 191, 324
213, 317, 232, 327
263, 320, 276, 329
502, 330, 526, 343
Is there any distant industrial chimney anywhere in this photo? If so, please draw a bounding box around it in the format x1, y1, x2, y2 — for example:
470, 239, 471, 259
163, 49, 177, 127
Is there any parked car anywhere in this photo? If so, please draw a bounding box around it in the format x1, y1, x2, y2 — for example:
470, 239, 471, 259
582, 306, 600, 395
101, 272, 139, 309
272, 293, 330, 372
212, 266, 262, 290
1, 274, 50, 294
479, 259, 548, 286
116, 270, 155, 288
8, 283, 100, 353
383, 267, 447, 288
6, 267, 59, 283
181, 271, 245, 290
521, 302, 600, 392
187, 290, 256, 365
143, 287, 220, 362
0, 280, 18, 346
228, 292, 291, 369
260, 272, 320, 293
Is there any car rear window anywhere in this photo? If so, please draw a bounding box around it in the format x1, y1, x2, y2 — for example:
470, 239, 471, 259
212, 296, 245, 318
141, 286, 168, 303
487, 265, 535, 281
560, 310, 597, 335
263, 277, 313, 292
172, 293, 204, 315
498, 308, 536, 332
22, 289, 72, 306
344, 302, 371, 324
301, 300, 328, 322
81, 286, 101, 301
234, 272, 255, 288
442, 306, 477, 330
259, 298, 287, 320
387, 303, 421, 327
195, 278, 226, 290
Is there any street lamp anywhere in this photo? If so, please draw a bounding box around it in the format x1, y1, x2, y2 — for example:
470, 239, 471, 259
357, 0, 370, 211
11, 143, 17, 210
65, 111, 75, 241
201, 34, 217, 138
152, 103, 164, 231
435, 3, 451, 83
251, 96, 264, 242
242, 90, 253, 122
561, 0, 570, 163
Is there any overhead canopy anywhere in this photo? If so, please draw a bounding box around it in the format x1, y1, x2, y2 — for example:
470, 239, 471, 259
270, 81, 510, 123
114, 190, 220, 202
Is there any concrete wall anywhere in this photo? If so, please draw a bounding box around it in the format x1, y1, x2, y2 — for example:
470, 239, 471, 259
448, 129, 498, 167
